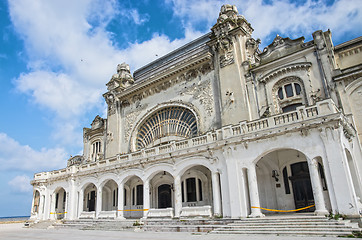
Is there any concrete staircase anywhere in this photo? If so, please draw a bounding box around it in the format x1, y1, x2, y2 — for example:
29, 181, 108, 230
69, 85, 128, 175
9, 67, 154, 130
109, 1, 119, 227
50, 214, 361, 237
142, 218, 235, 232
53, 219, 138, 231
210, 215, 361, 237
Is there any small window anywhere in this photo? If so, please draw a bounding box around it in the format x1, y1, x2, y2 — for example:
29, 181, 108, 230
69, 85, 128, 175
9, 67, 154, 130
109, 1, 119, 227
186, 178, 197, 202
295, 83, 301, 95
318, 163, 328, 190
136, 185, 143, 205
285, 84, 293, 97
124, 188, 127, 206
91, 141, 101, 161
198, 179, 203, 201
283, 167, 290, 194
278, 88, 284, 99
55, 193, 59, 209
282, 103, 303, 113
181, 181, 185, 202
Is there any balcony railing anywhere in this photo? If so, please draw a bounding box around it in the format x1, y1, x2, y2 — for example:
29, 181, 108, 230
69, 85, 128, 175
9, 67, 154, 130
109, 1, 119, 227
33, 99, 340, 181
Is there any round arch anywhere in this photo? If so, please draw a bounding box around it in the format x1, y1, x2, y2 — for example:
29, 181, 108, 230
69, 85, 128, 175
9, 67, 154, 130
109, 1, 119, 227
129, 102, 201, 151
143, 163, 175, 181
174, 156, 218, 177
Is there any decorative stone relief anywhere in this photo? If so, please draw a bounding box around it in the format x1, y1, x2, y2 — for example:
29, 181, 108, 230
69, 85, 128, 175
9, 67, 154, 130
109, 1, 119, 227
220, 49, 234, 68
124, 111, 141, 143
104, 92, 116, 116
118, 62, 213, 107
184, 80, 214, 116
246, 38, 261, 64
106, 63, 134, 92
210, 4, 254, 68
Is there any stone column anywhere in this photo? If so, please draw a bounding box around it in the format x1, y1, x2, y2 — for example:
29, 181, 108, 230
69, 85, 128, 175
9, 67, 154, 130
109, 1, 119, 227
96, 188, 102, 218
248, 164, 264, 217
30, 191, 36, 217
50, 193, 56, 220
117, 182, 125, 219
212, 171, 222, 216
143, 180, 150, 218
67, 178, 77, 220
39, 194, 45, 220
174, 175, 182, 218
78, 191, 83, 219
308, 158, 329, 215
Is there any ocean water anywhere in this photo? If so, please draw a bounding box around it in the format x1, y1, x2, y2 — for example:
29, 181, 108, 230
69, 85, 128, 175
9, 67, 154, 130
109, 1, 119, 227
0, 216, 30, 222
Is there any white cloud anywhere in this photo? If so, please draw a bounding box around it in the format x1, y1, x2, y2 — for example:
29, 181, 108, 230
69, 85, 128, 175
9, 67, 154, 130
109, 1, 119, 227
8, 175, 32, 193
129, 9, 150, 25
8, 0, 203, 147
0, 133, 68, 172
167, 0, 362, 46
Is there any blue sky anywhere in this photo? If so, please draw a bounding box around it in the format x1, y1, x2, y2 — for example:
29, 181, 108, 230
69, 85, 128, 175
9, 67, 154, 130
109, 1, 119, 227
0, 0, 361, 217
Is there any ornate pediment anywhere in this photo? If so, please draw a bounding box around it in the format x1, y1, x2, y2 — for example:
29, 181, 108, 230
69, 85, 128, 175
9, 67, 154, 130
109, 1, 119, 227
91, 115, 104, 129
259, 35, 307, 63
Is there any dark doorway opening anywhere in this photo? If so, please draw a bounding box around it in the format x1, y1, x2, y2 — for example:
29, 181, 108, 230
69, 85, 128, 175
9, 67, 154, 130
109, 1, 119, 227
158, 184, 172, 208
289, 162, 315, 212
88, 190, 96, 211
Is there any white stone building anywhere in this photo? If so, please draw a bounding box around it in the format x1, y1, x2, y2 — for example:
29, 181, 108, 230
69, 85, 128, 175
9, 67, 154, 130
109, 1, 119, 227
30, 5, 362, 221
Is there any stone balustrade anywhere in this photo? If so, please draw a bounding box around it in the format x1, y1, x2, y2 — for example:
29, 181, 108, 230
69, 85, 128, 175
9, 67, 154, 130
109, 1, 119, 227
33, 99, 340, 181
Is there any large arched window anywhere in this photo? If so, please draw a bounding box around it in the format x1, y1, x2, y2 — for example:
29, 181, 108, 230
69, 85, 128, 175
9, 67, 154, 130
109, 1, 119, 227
136, 106, 198, 149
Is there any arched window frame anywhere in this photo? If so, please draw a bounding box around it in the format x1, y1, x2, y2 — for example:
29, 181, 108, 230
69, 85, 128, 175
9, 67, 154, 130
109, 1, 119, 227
272, 77, 307, 113
134, 106, 199, 150
90, 139, 102, 161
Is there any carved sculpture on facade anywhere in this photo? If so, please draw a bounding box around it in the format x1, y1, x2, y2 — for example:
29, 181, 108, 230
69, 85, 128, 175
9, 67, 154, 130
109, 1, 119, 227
184, 80, 214, 116
211, 4, 253, 68
104, 92, 116, 115
246, 38, 261, 64
106, 63, 134, 92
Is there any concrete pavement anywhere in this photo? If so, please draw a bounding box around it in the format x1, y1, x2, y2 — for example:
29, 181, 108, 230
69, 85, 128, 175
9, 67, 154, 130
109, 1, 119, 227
0, 223, 350, 240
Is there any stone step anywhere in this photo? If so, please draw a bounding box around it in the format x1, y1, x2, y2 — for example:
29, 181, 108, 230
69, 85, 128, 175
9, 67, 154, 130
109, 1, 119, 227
210, 230, 356, 237
218, 224, 354, 229
227, 221, 345, 226
143, 220, 233, 226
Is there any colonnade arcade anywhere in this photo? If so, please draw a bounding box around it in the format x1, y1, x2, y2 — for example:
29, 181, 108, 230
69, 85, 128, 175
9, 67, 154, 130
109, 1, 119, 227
69, 163, 221, 219
32, 145, 361, 219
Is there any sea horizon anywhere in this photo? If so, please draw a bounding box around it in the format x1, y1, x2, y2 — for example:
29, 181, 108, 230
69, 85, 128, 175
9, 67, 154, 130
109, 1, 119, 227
0, 216, 30, 222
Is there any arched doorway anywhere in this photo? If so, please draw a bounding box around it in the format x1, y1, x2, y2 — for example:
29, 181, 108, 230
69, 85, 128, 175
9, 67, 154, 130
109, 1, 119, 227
83, 183, 97, 212
101, 179, 118, 211
253, 149, 330, 215
289, 162, 314, 211
33, 190, 40, 214
345, 148, 362, 199
179, 165, 213, 217
124, 176, 143, 219
158, 184, 172, 208
54, 188, 66, 219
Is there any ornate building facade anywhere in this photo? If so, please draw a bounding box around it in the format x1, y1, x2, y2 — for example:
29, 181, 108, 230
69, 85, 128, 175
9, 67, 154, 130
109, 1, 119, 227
31, 5, 362, 221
